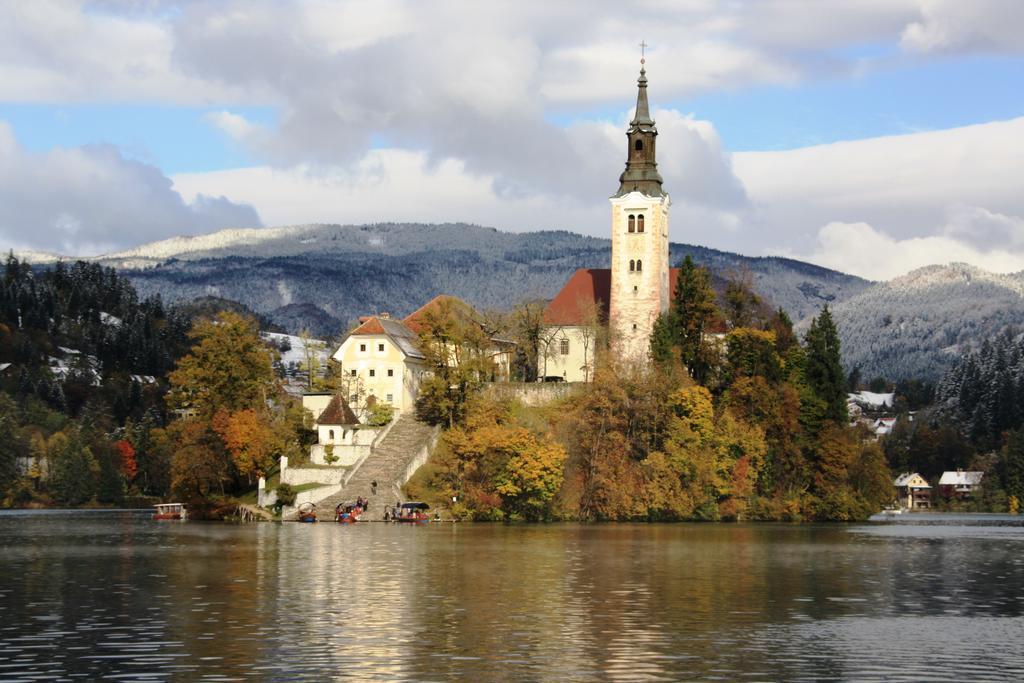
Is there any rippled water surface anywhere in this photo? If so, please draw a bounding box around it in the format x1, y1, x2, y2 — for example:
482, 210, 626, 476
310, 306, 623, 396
2, 512, 1023, 681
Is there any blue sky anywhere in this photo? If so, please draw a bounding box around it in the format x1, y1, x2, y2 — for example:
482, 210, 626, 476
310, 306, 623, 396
1, 1, 1023, 280
5, 53, 1022, 174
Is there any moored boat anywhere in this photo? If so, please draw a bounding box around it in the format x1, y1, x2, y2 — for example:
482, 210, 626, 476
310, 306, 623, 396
297, 502, 318, 523
153, 503, 187, 521
394, 501, 431, 524
335, 502, 362, 524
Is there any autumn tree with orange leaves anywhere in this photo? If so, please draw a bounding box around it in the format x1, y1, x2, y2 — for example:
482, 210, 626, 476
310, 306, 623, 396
164, 312, 299, 500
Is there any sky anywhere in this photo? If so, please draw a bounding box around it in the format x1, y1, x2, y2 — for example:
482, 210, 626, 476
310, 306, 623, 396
1, 1, 1023, 281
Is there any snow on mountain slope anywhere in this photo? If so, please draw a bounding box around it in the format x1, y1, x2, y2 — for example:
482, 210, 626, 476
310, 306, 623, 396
108, 222, 867, 336
825, 263, 1024, 381
10, 249, 68, 264
101, 225, 316, 262
11, 221, 869, 337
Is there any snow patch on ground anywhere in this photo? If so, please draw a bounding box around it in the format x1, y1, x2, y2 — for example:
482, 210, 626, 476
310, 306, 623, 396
263, 331, 330, 367
848, 391, 895, 408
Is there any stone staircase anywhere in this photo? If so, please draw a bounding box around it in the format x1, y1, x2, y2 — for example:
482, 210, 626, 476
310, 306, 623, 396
309, 415, 439, 521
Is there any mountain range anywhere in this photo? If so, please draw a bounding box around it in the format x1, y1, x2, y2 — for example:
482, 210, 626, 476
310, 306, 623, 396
21, 222, 868, 332
17, 223, 1024, 382
824, 263, 1024, 382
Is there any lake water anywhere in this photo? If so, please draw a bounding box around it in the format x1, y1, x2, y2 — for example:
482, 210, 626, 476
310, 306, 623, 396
2, 512, 1023, 681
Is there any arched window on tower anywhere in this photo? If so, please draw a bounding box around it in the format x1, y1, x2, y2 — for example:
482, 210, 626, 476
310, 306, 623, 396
628, 214, 635, 232
629, 259, 635, 272
636, 259, 643, 272
637, 215, 645, 233
634, 139, 643, 152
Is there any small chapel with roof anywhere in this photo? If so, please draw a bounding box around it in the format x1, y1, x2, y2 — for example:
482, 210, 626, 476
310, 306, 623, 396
539, 60, 674, 381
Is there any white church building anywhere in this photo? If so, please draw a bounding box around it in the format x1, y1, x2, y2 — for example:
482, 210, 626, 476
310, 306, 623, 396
540, 62, 676, 381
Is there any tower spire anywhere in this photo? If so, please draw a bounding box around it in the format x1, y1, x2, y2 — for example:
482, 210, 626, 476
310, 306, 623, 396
632, 41, 653, 128
615, 48, 663, 197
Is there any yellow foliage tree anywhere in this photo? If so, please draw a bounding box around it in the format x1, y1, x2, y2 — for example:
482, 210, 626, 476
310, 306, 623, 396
212, 408, 280, 483
167, 312, 278, 420
441, 398, 566, 520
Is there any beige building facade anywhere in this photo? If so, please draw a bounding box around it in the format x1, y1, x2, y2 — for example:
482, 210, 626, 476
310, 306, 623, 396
540, 325, 597, 382
609, 191, 670, 358
332, 316, 426, 416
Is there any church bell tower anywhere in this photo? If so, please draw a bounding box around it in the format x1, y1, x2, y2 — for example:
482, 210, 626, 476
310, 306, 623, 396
609, 57, 671, 360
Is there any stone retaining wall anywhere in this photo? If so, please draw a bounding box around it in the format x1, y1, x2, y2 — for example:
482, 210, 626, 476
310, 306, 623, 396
484, 381, 584, 406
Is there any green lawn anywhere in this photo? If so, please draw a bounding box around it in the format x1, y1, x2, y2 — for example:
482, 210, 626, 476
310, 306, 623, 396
293, 482, 328, 493
237, 475, 330, 505
237, 472, 280, 505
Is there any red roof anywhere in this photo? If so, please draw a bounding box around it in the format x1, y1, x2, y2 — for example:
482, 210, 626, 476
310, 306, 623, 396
403, 295, 474, 334
349, 317, 387, 335
543, 268, 681, 326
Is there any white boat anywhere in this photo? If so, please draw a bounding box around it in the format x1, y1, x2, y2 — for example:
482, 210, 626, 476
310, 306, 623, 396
153, 503, 187, 521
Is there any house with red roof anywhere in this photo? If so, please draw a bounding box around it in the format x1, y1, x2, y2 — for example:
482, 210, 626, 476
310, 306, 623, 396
540, 268, 685, 381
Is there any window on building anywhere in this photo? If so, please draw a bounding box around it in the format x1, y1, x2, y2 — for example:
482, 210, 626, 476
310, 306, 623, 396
387, 369, 394, 377
560, 339, 570, 355
369, 369, 376, 377
350, 394, 358, 404
634, 139, 643, 151
359, 343, 366, 352
637, 215, 645, 232
628, 214, 635, 232
378, 343, 384, 352
629, 259, 635, 272
636, 259, 642, 272
350, 369, 357, 377
386, 394, 393, 403
329, 429, 335, 441
633, 285, 638, 292
632, 323, 638, 330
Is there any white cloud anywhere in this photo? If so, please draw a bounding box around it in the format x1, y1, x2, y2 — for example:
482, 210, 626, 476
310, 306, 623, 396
0, 122, 260, 255
728, 117, 1024, 264
172, 106, 747, 238
2, 1, 1023, 275
901, 0, 1024, 54
204, 110, 258, 140
781, 221, 1024, 281
942, 204, 1024, 249
0, 1, 242, 103
3, 1, 1020, 169
172, 113, 1024, 283
171, 149, 604, 232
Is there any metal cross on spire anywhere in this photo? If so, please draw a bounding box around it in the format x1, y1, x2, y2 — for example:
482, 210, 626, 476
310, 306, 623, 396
639, 40, 648, 65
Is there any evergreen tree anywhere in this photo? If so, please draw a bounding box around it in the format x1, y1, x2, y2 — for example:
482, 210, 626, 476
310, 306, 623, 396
0, 394, 22, 497
649, 312, 675, 364
670, 255, 719, 386
803, 305, 848, 423
48, 432, 98, 505
1003, 427, 1024, 503
846, 366, 862, 393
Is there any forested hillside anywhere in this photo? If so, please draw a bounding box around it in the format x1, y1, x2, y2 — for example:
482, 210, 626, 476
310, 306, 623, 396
0, 256, 191, 416
825, 264, 1024, 382
0, 256, 309, 510
23, 223, 869, 337
935, 333, 1024, 450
